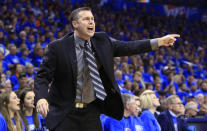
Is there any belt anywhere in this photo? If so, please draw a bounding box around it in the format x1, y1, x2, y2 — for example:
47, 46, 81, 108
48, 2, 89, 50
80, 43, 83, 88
74, 102, 87, 108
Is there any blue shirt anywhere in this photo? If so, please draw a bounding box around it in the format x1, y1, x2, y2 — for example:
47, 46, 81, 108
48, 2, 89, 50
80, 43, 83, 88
11, 117, 25, 131
104, 116, 132, 131
26, 114, 43, 131
140, 110, 161, 131
0, 113, 7, 131
132, 116, 145, 131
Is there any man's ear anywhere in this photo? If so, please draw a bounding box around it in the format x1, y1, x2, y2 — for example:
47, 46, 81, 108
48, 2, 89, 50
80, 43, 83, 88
72, 21, 78, 28
125, 103, 129, 110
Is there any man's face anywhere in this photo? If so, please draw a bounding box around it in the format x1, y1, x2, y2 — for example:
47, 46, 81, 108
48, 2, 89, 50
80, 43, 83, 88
73, 10, 95, 40
169, 97, 184, 115
201, 82, 207, 91
134, 100, 141, 116
126, 99, 137, 116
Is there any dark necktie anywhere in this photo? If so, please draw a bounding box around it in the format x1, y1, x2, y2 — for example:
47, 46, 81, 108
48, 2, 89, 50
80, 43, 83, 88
84, 41, 107, 101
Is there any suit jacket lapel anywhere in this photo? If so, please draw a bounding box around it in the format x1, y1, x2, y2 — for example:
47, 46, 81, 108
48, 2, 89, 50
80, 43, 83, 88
63, 33, 77, 87
167, 110, 176, 131
90, 38, 105, 68
90, 37, 115, 85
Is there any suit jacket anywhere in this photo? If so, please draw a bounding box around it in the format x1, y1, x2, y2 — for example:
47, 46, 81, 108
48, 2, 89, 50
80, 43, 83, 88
34, 32, 152, 129
157, 110, 189, 131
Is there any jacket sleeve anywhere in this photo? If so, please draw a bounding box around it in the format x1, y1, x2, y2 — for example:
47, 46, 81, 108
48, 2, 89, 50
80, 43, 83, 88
111, 38, 152, 57
157, 114, 168, 131
34, 41, 58, 103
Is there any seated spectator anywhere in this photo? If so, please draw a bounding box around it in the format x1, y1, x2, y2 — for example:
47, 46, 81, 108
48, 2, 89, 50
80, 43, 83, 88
25, 64, 36, 80
4, 44, 20, 69
1, 79, 12, 93
177, 83, 189, 104
31, 47, 44, 67
10, 64, 24, 91
188, 81, 200, 97
185, 101, 198, 118
196, 93, 204, 109
121, 80, 134, 95
133, 71, 145, 89
145, 83, 153, 90
13, 73, 29, 91
130, 82, 139, 93
197, 102, 207, 117
0, 91, 24, 131
157, 95, 189, 131
133, 97, 144, 131
121, 62, 133, 82
140, 90, 161, 131
104, 94, 137, 131
19, 48, 32, 66
142, 66, 154, 84
18, 88, 44, 130
115, 70, 124, 88
197, 81, 207, 95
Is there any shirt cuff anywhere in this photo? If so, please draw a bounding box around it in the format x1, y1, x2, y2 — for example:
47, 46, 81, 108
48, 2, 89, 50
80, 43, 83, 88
150, 39, 158, 50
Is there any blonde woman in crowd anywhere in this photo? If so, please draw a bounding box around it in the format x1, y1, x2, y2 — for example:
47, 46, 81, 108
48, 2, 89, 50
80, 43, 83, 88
0, 91, 24, 131
140, 90, 161, 131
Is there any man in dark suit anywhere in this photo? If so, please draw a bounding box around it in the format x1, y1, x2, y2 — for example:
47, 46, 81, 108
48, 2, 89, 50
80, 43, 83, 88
157, 95, 190, 131
34, 7, 180, 131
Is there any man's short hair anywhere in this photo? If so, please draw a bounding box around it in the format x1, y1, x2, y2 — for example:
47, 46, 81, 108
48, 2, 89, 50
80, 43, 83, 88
166, 95, 179, 106
121, 93, 136, 107
69, 7, 91, 24
185, 101, 198, 111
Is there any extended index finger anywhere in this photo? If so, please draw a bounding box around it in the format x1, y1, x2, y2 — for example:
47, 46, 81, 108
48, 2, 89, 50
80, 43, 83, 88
168, 34, 180, 38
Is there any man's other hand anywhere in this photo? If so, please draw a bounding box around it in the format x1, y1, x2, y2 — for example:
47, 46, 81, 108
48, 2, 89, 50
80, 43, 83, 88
36, 98, 49, 117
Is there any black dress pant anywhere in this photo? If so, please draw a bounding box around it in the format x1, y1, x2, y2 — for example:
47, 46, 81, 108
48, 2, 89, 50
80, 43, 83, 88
51, 100, 103, 131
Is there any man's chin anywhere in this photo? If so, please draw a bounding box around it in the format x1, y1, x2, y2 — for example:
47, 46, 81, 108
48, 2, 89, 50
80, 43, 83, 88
88, 33, 95, 37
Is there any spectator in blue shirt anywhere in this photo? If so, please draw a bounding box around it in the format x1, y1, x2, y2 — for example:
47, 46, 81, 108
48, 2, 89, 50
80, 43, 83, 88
104, 94, 138, 131
0, 91, 24, 131
115, 70, 124, 88
25, 34, 36, 50
31, 47, 43, 67
133, 97, 144, 131
19, 48, 32, 66
176, 83, 189, 104
18, 88, 44, 131
121, 80, 134, 95
140, 90, 161, 131
188, 82, 200, 97
25, 64, 36, 80
197, 81, 207, 96
16, 31, 27, 47
10, 64, 23, 90
142, 66, 154, 84
4, 44, 20, 69
121, 62, 133, 82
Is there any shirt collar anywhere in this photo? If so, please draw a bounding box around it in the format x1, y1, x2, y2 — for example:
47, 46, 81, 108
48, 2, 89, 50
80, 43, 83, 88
169, 110, 177, 118
74, 33, 91, 48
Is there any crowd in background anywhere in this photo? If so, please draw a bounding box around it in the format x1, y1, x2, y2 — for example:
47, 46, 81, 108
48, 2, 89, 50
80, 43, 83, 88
0, 0, 206, 131
151, 0, 207, 8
